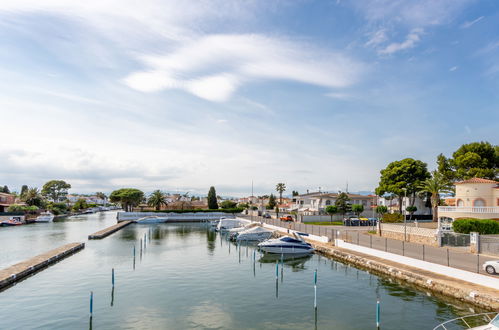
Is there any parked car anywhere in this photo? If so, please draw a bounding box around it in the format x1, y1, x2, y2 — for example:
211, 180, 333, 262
280, 215, 294, 222
262, 213, 271, 219
483, 260, 499, 275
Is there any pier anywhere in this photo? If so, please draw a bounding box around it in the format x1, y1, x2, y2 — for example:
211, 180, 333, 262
88, 221, 133, 239
0, 242, 84, 291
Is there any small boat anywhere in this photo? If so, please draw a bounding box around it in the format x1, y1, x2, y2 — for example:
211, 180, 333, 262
35, 212, 55, 223
236, 226, 274, 242
1, 217, 24, 226
216, 218, 250, 232
258, 232, 314, 255
135, 216, 168, 224
433, 312, 498, 330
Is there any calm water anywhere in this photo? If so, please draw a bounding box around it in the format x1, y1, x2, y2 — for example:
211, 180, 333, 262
0, 212, 481, 329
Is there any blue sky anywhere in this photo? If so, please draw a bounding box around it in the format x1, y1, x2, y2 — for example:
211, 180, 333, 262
0, 0, 498, 196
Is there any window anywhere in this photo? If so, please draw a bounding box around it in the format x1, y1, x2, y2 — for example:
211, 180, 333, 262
473, 199, 485, 207
325, 200, 331, 206
457, 199, 464, 207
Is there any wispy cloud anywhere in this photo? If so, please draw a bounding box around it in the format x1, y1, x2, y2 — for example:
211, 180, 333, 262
124, 34, 365, 102
378, 28, 424, 55
461, 16, 484, 29
449, 66, 458, 72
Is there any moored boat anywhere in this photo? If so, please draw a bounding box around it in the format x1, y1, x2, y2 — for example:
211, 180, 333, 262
35, 212, 55, 223
258, 232, 314, 255
135, 216, 168, 223
1, 217, 24, 226
236, 226, 274, 242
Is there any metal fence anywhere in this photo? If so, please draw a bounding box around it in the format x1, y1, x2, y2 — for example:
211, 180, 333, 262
240, 214, 496, 276
480, 235, 499, 256
442, 233, 470, 247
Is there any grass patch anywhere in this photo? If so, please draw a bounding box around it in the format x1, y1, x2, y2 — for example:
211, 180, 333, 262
304, 221, 343, 226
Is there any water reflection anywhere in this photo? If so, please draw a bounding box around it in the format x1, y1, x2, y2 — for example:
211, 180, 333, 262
258, 253, 311, 272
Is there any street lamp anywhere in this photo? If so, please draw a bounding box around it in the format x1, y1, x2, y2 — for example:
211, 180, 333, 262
401, 188, 407, 241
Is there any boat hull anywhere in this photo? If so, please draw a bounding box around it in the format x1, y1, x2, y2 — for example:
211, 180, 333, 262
258, 245, 314, 254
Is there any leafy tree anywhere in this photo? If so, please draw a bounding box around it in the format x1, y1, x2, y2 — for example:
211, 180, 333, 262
207, 186, 218, 209
335, 192, 351, 219
22, 187, 44, 207
96, 192, 107, 204
405, 206, 417, 220
325, 205, 338, 222
20, 185, 28, 198
418, 171, 453, 222
292, 190, 299, 196
220, 200, 237, 209
267, 194, 276, 209
41, 180, 71, 202
147, 190, 167, 211
351, 204, 364, 217
7, 204, 25, 212
276, 183, 286, 204
375, 205, 388, 219
238, 202, 249, 209
2, 185, 10, 193
73, 198, 88, 211
109, 188, 145, 212
375, 158, 430, 214
438, 141, 498, 180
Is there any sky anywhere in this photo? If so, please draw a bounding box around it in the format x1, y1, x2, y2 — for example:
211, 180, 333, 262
0, 0, 498, 197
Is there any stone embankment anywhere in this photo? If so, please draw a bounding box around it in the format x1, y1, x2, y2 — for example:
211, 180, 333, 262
0, 242, 84, 291
88, 220, 133, 239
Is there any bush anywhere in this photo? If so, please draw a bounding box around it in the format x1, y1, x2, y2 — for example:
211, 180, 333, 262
139, 208, 244, 214
452, 218, 499, 235
382, 213, 403, 223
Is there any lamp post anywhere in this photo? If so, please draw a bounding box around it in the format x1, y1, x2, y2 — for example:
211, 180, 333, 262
402, 188, 407, 241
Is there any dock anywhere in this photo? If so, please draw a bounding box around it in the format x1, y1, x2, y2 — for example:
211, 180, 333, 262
88, 220, 133, 239
0, 242, 84, 290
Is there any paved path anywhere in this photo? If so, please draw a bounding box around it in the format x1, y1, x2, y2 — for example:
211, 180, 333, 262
0, 242, 84, 290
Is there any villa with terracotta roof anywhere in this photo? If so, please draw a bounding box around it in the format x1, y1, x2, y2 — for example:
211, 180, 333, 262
438, 177, 499, 220
0, 192, 16, 212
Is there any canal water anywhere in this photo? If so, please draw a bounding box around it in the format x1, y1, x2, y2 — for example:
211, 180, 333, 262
0, 212, 482, 329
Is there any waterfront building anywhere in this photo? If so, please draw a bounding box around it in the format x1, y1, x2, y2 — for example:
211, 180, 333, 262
439, 178, 499, 220
0, 192, 16, 212
292, 192, 376, 216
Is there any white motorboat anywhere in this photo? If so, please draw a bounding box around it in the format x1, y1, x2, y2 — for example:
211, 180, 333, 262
35, 212, 55, 223
258, 232, 314, 254
135, 216, 168, 223
216, 218, 250, 232
236, 226, 274, 242
433, 312, 498, 330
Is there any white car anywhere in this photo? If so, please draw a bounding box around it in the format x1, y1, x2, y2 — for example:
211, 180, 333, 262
483, 260, 499, 275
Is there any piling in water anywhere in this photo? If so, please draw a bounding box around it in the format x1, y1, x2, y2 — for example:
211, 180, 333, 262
314, 269, 317, 309
90, 291, 93, 317
112, 268, 115, 287
376, 299, 380, 328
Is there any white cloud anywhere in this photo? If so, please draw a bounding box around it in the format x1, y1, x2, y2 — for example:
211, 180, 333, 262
378, 28, 424, 55
449, 66, 458, 72
365, 29, 388, 47
461, 16, 484, 29
124, 34, 364, 102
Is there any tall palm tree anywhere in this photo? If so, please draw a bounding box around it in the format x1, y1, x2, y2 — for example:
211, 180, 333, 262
22, 187, 43, 207
147, 190, 168, 211
418, 171, 453, 223
276, 183, 286, 204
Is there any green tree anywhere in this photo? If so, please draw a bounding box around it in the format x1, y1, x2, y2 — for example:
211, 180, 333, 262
41, 180, 71, 202
335, 192, 351, 219
267, 194, 276, 209
418, 171, 453, 222
325, 205, 338, 222
109, 188, 145, 212
73, 198, 88, 211
2, 185, 10, 193
276, 183, 286, 204
439, 141, 498, 180
22, 187, 43, 207
351, 204, 364, 217
207, 186, 218, 209
405, 206, 417, 220
375, 158, 430, 214
147, 190, 167, 211
375, 205, 388, 219
292, 190, 299, 196
220, 200, 237, 209
20, 185, 28, 198
95, 192, 107, 205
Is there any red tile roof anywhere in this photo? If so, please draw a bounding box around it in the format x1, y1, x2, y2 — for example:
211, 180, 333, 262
455, 177, 498, 185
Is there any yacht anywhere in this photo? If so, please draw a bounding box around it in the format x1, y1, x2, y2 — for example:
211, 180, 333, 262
135, 216, 168, 223
35, 212, 55, 223
236, 226, 274, 242
258, 232, 314, 255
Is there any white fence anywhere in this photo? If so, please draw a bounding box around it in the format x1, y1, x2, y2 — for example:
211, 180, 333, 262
438, 206, 499, 214
117, 212, 236, 221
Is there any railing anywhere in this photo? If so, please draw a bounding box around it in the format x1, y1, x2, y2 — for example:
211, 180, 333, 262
433, 312, 497, 330
438, 206, 499, 214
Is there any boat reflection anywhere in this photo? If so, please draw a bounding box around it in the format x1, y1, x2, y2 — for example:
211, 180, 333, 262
258, 253, 311, 271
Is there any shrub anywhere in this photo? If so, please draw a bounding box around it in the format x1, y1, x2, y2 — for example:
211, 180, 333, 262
382, 213, 403, 223
452, 218, 499, 235
139, 208, 244, 214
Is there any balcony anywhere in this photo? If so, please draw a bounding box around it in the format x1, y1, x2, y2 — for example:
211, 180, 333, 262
438, 206, 499, 219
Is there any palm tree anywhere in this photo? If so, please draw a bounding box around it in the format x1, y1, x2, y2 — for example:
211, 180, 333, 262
418, 171, 453, 223
22, 187, 42, 207
276, 183, 286, 204
147, 190, 168, 211
96, 192, 107, 205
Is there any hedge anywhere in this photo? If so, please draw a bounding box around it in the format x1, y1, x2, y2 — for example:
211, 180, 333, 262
136, 208, 244, 214
452, 218, 499, 235
382, 213, 403, 223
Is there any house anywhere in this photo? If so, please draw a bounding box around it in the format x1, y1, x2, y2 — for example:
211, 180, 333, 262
439, 178, 499, 220
0, 193, 17, 212
292, 192, 376, 216
377, 195, 432, 215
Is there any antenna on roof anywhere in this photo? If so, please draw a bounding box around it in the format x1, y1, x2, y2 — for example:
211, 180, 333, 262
346, 181, 349, 193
